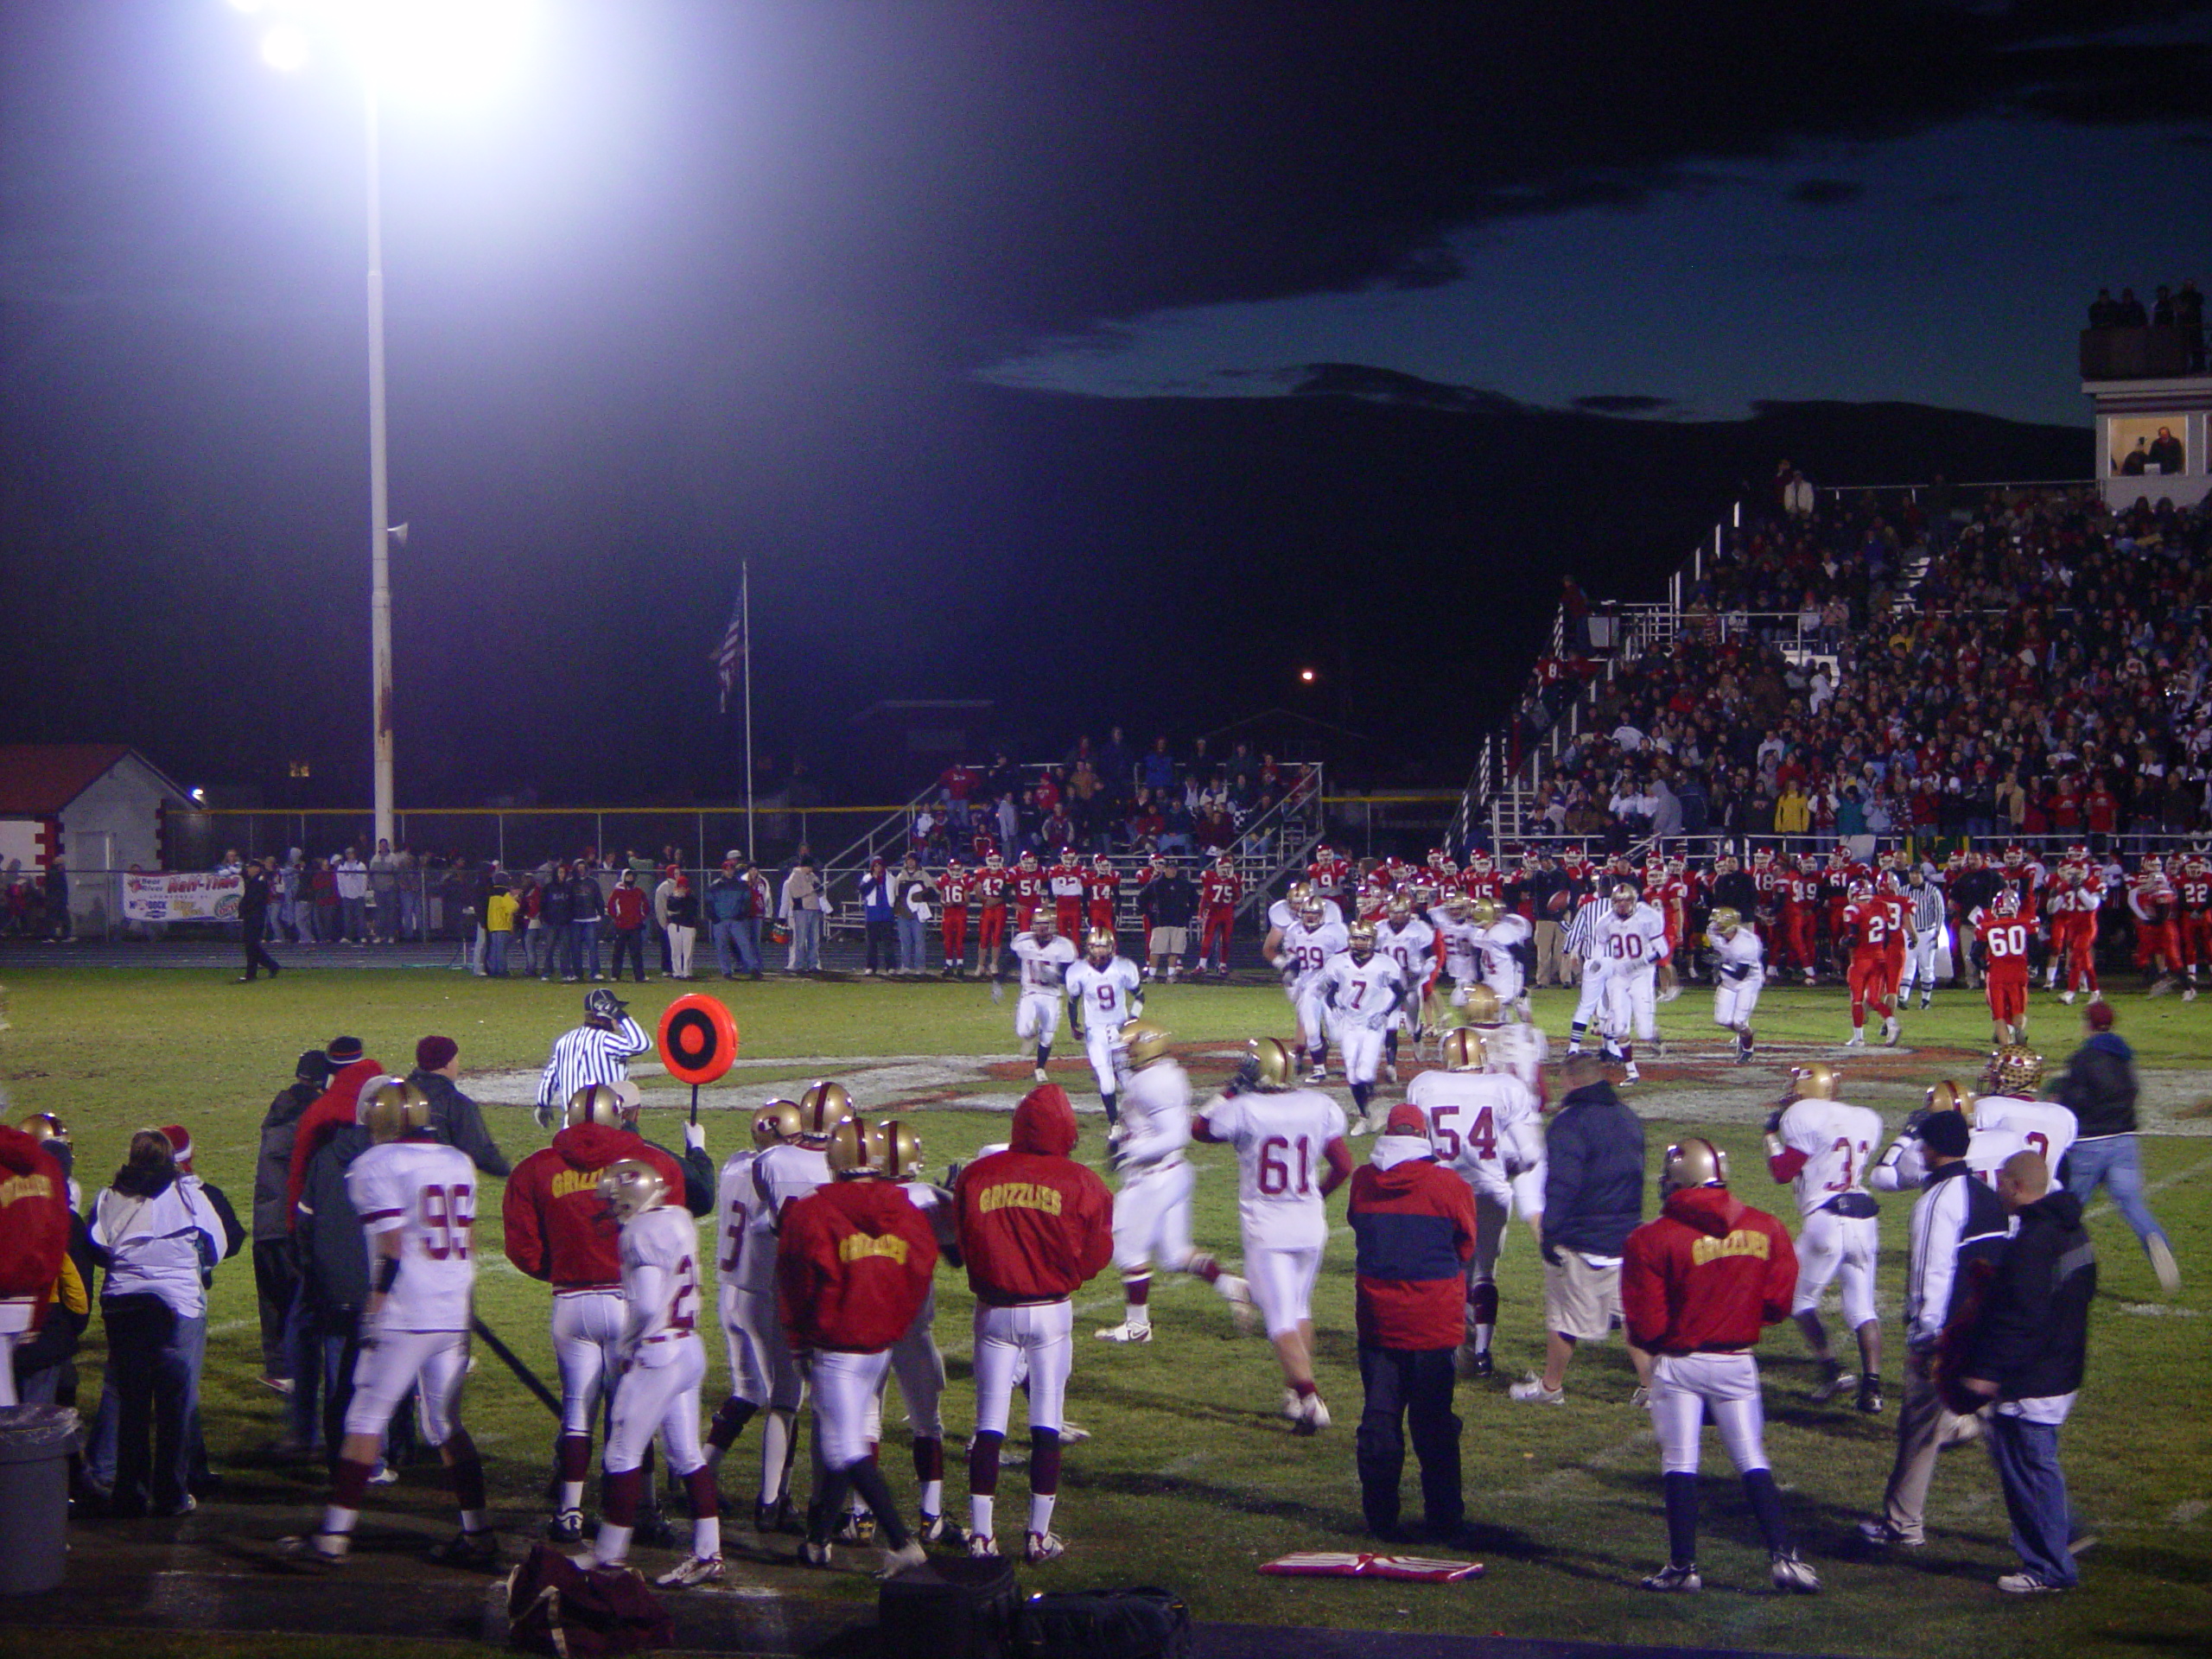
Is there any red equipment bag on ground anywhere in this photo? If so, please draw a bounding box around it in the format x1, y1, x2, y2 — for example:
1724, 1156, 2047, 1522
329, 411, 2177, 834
505, 1543, 675, 1657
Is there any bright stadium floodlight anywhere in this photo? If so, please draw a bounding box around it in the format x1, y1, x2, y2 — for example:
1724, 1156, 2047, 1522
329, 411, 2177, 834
227, 0, 534, 851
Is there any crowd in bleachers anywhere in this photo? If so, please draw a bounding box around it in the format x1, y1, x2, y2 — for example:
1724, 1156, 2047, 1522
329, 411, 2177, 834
1519, 484, 2212, 852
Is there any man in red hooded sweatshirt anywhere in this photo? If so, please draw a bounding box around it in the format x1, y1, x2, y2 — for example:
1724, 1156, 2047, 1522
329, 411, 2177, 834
779, 1117, 939, 1578
953, 1083, 1113, 1565
503, 1084, 689, 1544
0, 1122, 73, 1408
1621, 1138, 1817, 1596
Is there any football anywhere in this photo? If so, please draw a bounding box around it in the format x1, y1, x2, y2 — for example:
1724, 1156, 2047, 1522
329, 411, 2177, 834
1547, 890, 1570, 914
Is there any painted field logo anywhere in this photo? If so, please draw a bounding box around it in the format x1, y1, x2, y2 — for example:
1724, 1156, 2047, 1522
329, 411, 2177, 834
977, 1181, 1063, 1217
1690, 1229, 1771, 1266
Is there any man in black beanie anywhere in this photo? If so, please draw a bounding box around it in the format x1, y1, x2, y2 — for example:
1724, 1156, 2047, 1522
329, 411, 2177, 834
254, 1051, 330, 1399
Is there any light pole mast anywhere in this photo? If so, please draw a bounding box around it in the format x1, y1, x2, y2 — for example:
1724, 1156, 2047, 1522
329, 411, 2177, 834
364, 76, 395, 849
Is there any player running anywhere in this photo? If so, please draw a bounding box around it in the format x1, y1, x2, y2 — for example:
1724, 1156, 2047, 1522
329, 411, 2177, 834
1092, 1020, 1255, 1344
1274, 895, 1349, 1084
1196, 1039, 1353, 1434
1408, 1028, 1545, 1379
1065, 928, 1144, 1127
1009, 911, 1078, 1084
1971, 889, 2034, 1046
1707, 906, 1764, 1065
1840, 880, 1901, 1048
1374, 893, 1438, 1078
1325, 922, 1408, 1134
283, 1080, 494, 1568
1593, 881, 1670, 1084
1763, 1064, 1885, 1413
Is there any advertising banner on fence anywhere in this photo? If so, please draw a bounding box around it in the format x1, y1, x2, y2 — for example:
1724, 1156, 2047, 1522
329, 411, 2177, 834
123, 870, 241, 925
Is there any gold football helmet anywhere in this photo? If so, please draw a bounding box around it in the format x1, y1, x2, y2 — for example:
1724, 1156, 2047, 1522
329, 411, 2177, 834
1708, 906, 1742, 939
565, 1083, 632, 1130
1085, 927, 1115, 963
1460, 984, 1503, 1027
1925, 1079, 1971, 1117
880, 1120, 925, 1181
1662, 1137, 1730, 1193
359, 1077, 431, 1144
827, 1118, 892, 1178
17, 1112, 68, 1145
1120, 1019, 1171, 1069
1246, 1037, 1297, 1091
1439, 1027, 1484, 1071
1788, 1062, 1840, 1101
797, 1080, 855, 1141
1469, 899, 1502, 928
597, 1158, 668, 1221
1981, 1045, 2044, 1097
1347, 921, 1377, 959
1031, 909, 1057, 938
752, 1099, 804, 1150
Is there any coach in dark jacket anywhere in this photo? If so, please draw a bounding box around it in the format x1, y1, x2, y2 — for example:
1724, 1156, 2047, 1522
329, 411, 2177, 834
1957, 1152, 2095, 1593
237, 858, 282, 982
254, 1050, 328, 1389
2054, 1002, 2177, 1290
1516, 1055, 1649, 1404
406, 1034, 511, 1178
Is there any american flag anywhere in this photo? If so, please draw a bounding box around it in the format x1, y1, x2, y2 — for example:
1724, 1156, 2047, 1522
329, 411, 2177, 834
710, 581, 746, 713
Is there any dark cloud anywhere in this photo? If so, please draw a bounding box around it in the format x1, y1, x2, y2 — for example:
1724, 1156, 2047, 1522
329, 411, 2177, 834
1291, 365, 1524, 415
1789, 178, 1866, 207
1573, 394, 1681, 416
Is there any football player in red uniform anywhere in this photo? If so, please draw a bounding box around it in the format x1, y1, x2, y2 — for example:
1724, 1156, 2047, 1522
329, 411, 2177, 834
1841, 880, 1900, 1047
1010, 851, 1049, 937
1307, 842, 1352, 904
2130, 855, 2182, 994
937, 854, 971, 978
1048, 849, 1086, 939
1084, 855, 1120, 938
973, 854, 1011, 980
1974, 890, 2034, 1045
1198, 855, 1243, 977
2175, 854, 2212, 1002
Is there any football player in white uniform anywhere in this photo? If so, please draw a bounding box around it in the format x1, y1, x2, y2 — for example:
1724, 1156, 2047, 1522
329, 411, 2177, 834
1010, 912, 1078, 1084
1763, 1064, 1885, 1413
1967, 1046, 2078, 1173
1458, 983, 1549, 1092
704, 1101, 800, 1484
1468, 898, 1532, 1012
1064, 929, 1144, 1128
736, 1082, 851, 1532
585, 1159, 723, 1588
1374, 893, 1437, 1079
1592, 882, 1670, 1083
1093, 1020, 1254, 1344
1872, 1081, 2031, 1193
1707, 906, 1764, 1065
1195, 1039, 1351, 1433
882, 1123, 960, 1545
1408, 1028, 1546, 1378
286, 1080, 493, 1567
1275, 898, 1350, 1084
1427, 892, 1483, 1007
1323, 923, 1408, 1133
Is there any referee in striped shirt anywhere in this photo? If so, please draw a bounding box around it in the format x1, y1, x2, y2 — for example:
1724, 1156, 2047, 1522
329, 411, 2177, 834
535, 988, 652, 1128
1899, 867, 1948, 1012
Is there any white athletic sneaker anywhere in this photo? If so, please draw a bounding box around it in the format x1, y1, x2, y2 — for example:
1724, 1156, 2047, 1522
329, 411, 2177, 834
1844, 1032, 1866, 1047
1058, 1420, 1091, 1443
1621, 1065, 1640, 1084
1024, 1531, 1067, 1565
1094, 1322, 1152, 1344
1297, 1394, 1331, 1435
1281, 1389, 1305, 1425
2059, 989, 2076, 1005
1509, 1374, 1565, 1404
1218, 1275, 1258, 1334
1033, 1066, 1050, 1083
1881, 1017, 1899, 1046
1305, 1066, 1327, 1084
1769, 1551, 1820, 1594
967, 1534, 1000, 1559
655, 1555, 725, 1590
1383, 1061, 1399, 1084
1347, 1116, 1372, 1138
1640, 1562, 1700, 1592
2148, 1234, 2183, 1296
877, 1541, 930, 1580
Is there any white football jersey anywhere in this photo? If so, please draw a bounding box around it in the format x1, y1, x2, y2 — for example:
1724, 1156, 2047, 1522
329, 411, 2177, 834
619, 1204, 706, 1353
1427, 909, 1481, 981
1319, 951, 1405, 1030
347, 1138, 477, 1332
1281, 918, 1349, 985
1775, 1096, 1885, 1219
1406, 1069, 1542, 1201
1592, 902, 1669, 972
1201, 1088, 1347, 1250
714, 1147, 763, 1293
1712, 928, 1764, 983
1376, 917, 1436, 992
1475, 1020, 1548, 1090
1471, 914, 1531, 986
744, 1141, 831, 1293
1065, 956, 1143, 1029
1971, 1096, 2078, 1173
1116, 1060, 1193, 1175
1012, 931, 1077, 993
1879, 1123, 2031, 1192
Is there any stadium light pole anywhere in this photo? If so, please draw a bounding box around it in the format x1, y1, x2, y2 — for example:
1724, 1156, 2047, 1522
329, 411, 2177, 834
233, 1, 528, 850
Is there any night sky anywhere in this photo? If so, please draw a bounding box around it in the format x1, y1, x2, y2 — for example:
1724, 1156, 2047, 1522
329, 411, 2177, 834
4, 3, 2209, 804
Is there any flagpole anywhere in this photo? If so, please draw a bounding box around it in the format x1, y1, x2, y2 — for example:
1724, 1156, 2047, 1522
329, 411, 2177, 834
741, 559, 755, 861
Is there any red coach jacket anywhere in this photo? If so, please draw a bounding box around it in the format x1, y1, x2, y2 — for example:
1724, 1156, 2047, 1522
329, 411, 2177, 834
0, 1126, 71, 1313
504, 1123, 687, 1289
778, 1177, 938, 1353
955, 1084, 1113, 1306
1622, 1185, 1796, 1356
285, 1055, 385, 1230
1348, 1137, 1477, 1351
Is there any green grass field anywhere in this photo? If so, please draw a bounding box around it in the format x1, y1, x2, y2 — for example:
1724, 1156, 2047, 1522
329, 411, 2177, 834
1, 967, 2206, 1658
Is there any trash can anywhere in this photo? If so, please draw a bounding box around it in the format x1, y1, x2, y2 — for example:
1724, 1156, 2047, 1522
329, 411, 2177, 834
0, 1405, 79, 1595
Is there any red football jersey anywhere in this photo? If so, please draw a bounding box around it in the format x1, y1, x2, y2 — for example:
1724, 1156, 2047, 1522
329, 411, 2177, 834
1974, 912, 2033, 980
973, 868, 1010, 906
1011, 868, 1048, 906
1842, 900, 1892, 957
1202, 869, 1243, 910
1083, 868, 1120, 905
938, 867, 971, 906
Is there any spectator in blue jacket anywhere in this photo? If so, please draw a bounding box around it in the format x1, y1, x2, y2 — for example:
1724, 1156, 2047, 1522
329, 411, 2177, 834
1348, 1106, 1477, 1541
1515, 1054, 1650, 1405
707, 859, 761, 980
859, 857, 896, 975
